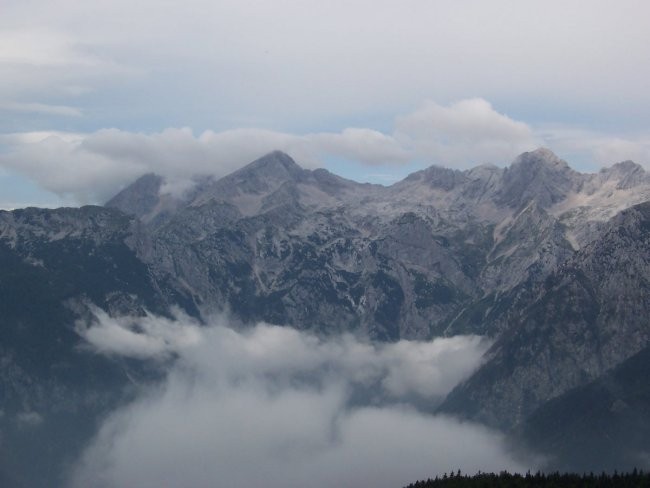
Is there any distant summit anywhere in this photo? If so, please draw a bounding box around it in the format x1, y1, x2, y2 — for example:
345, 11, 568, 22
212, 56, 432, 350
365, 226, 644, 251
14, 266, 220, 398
106, 172, 164, 220
496, 148, 578, 208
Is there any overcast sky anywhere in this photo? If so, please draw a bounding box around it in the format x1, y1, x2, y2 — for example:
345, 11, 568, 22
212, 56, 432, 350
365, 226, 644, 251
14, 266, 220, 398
2, 0, 650, 207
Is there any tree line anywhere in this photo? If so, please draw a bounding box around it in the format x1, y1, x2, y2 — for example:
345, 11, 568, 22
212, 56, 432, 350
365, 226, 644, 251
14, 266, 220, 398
404, 469, 650, 487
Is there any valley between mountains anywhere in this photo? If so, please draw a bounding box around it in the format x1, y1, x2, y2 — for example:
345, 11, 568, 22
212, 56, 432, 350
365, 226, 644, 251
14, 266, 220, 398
1, 147, 649, 486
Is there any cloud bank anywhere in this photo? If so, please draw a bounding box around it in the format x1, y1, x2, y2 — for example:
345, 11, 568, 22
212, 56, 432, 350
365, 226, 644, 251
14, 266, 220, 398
69, 312, 532, 488
3, 96, 648, 207
3, 0, 650, 209
0, 99, 539, 203
538, 125, 650, 170
394, 99, 536, 167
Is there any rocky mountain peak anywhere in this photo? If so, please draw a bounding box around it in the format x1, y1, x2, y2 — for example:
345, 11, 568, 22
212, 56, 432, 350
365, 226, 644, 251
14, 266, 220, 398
508, 148, 573, 176
176, 151, 310, 215
194, 151, 306, 201
403, 165, 466, 191
610, 159, 644, 174
235, 150, 305, 181
105, 172, 164, 219
497, 148, 577, 208
600, 160, 648, 189
522, 147, 569, 167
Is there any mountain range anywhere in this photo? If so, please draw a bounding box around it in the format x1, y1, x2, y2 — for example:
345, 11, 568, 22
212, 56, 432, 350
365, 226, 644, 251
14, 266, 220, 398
1, 148, 649, 485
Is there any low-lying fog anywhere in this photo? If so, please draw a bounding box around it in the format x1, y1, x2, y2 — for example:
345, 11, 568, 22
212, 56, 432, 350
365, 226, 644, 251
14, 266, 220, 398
70, 309, 533, 488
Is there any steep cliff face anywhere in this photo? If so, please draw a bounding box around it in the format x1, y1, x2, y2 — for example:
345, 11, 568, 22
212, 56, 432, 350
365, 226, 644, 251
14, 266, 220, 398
439, 202, 650, 431
496, 148, 580, 209
0, 206, 176, 488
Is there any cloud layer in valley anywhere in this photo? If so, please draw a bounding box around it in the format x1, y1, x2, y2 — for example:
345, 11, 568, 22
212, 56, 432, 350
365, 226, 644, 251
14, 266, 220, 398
70, 312, 532, 488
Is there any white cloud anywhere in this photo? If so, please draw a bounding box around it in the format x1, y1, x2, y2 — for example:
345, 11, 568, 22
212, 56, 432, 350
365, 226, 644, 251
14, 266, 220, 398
538, 125, 650, 170
307, 128, 410, 166
76, 307, 202, 360
397, 99, 534, 143
0, 131, 85, 145
0, 102, 82, 117
0, 99, 541, 204
2, 97, 647, 206
0, 133, 143, 204
0, 127, 315, 203
70, 313, 531, 488
394, 99, 539, 166
79, 310, 491, 401
0, 29, 89, 67
0, 27, 138, 107
379, 337, 490, 398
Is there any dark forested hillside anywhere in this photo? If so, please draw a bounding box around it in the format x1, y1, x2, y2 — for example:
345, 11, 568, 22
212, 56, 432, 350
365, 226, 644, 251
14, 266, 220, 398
404, 470, 650, 488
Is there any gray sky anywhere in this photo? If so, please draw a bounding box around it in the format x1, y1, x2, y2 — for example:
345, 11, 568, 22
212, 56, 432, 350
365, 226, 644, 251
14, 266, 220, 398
2, 0, 650, 207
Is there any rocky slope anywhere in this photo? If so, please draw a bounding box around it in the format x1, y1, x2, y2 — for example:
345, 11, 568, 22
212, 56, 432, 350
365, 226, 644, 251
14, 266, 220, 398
104, 150, 649, 341
439, 202, 650, 431
518, 344, 650, 472
1, 148, 650, 483
0, 206, 178, 488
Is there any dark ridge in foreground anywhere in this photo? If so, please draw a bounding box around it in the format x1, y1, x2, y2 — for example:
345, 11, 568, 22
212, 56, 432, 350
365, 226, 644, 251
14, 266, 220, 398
404, 469, 650, 488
